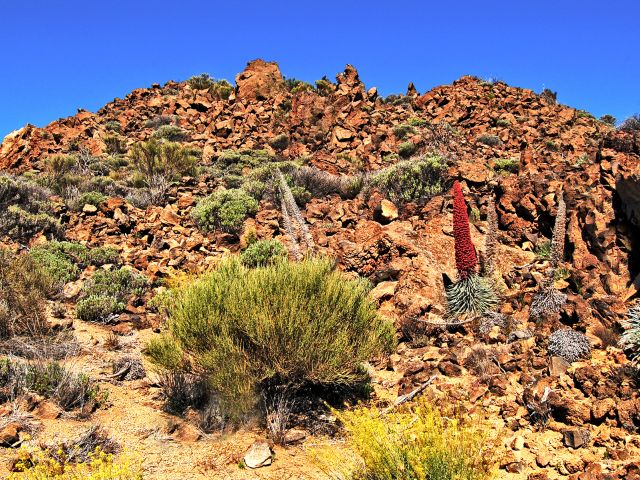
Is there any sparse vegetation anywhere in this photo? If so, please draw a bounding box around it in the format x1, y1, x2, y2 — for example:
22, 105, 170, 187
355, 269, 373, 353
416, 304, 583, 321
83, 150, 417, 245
0, 358, 102, 411
192, 188, 259, 233
151, 125, 188, 142
0, 250, 51, 339
477, 134, 501, 146
619, 114, 640, 132
540, 88, 557, 105
0, 174, 60, 241
316, 397, 499, 480
392, 124, 415, 140
397, 141, 417, 158
269, 133, 289, 151
146, 257, 395, 420
129, 139, 198, 181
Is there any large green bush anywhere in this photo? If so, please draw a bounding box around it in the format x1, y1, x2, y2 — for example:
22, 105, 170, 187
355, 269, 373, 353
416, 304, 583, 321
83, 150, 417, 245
146, 257, 395, 419
192, 188, 259, 233
366, 156, 447, 204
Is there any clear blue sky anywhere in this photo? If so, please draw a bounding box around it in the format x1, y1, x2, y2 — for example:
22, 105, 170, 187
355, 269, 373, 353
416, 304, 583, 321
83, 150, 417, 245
1, 0, 638, 139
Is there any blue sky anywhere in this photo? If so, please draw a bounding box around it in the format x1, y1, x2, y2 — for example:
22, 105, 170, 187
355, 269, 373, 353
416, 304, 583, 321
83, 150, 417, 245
1, 0, 638, 139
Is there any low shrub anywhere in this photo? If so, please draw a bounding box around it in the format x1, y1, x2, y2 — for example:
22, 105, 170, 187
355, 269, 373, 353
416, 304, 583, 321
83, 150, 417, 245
29, 242, 118, 290
9, 446, 142, 480
129, 139, 198, 182
151, 125, 188, 142
104, 120, 121, 133
269, 133, 289, 151
82, 268, 147, 299
187, 73, 215, 90
392, 124, 415, 140
492, 158, 519, 174
408, 117, 428, 127
209, 79, 233, 100
192, 188, 259, 233
397, 141, 417, 158
293, 166, 363, 199
547, 329, 591, 363
0, 175, 60, 241
146, 257, 395, 420
104, 134, 127, 155
76, 295, 124, 323
619, 114, 640, 132
0, 250, 51, 339
240, 240, 287, 267
70, 191, 108, 211
477, 134, 501, 146
145, 115, 175, 129
366, 156, 447, 204
290, 185, 312, 206
620, 303, 640, 362
315, 397, 499, 480
540, 88, 557, 105
0, 358, 102, 411
216, 149, 275, 174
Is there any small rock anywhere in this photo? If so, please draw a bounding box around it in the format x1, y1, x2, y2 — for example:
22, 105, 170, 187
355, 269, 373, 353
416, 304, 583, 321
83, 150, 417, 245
549, 356, 570, 376
0, 422, 21, 447
284, 429, 307, 444
172, 422, 201, 443
562, 428, 590, 449
380, 199, 398, 221
244, 441, 273, 469
34, 400, 61, 420
82, 204, 98, 214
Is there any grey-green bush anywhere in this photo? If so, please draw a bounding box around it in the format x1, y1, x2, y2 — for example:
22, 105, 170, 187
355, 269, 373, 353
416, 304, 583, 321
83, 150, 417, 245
146, 257, 395, 420
240, 240, 287, 267
192, 188, 259, 233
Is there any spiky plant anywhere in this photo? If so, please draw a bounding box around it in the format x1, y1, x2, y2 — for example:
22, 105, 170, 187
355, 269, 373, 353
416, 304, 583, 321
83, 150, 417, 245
548, 329, 591, 363
446, 274, 498, 317
620, 303, 640, 362
530, 286, 567, 320
277, 170, 314, 260
483, 195, 498, 276
445, 181, 497, 318
530, 190, 568, 320
452, 181, 477, 279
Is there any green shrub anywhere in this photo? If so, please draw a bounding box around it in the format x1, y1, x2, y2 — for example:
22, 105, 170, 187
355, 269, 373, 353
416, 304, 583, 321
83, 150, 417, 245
129, 139, 198, 181
290, 185, 312, 206
599, 114, 616, 126
495, 118, 511, 127
269, 133, 289, 151
0, 358, 102, 411
366, 156, 447, 204
104, 120, 122, 133
240, 240, 287, 268
492, 158, 519, 174
216, 149, 275, 174
187, 73, 215, 90
408, 117, 428, 127
392, 124, 415, 140
0, 250, 51, 339
151, 125, 188, 142
146, 257, 395, 419
241, 180, 266, 200
209, 79, 233, 100
72, 191, 108, 211
29, 246, 79, 289
315, 397, 498, 480
82, 268, 147, 300
397, 141, 417, 158
477, 135, 501, 146
104, 134, 127, 155
0, 175, 60, 241
76, 295, 124, 323
192, 188, 259, 233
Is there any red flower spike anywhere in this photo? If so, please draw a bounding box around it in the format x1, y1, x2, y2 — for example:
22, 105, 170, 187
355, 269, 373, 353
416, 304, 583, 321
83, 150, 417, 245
452, 181, 477, 279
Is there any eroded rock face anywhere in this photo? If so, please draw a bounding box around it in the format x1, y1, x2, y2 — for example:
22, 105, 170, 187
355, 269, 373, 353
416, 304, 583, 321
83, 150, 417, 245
235, 59, 285, 101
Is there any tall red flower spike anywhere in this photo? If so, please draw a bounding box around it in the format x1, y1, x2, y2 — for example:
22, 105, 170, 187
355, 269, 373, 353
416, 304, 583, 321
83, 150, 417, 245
452, 180, 477, 279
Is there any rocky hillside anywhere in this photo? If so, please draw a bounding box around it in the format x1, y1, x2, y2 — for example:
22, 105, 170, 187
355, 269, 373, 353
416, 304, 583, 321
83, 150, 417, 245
1, 59, 640, 479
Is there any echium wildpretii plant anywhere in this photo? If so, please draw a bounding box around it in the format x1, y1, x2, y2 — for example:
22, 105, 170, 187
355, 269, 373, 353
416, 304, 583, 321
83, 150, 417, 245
277, 169, 315, 260
445, 181, 498, 318
620, 303, 640, 362
483, 195, 498, 277
530, 190, 567, 321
